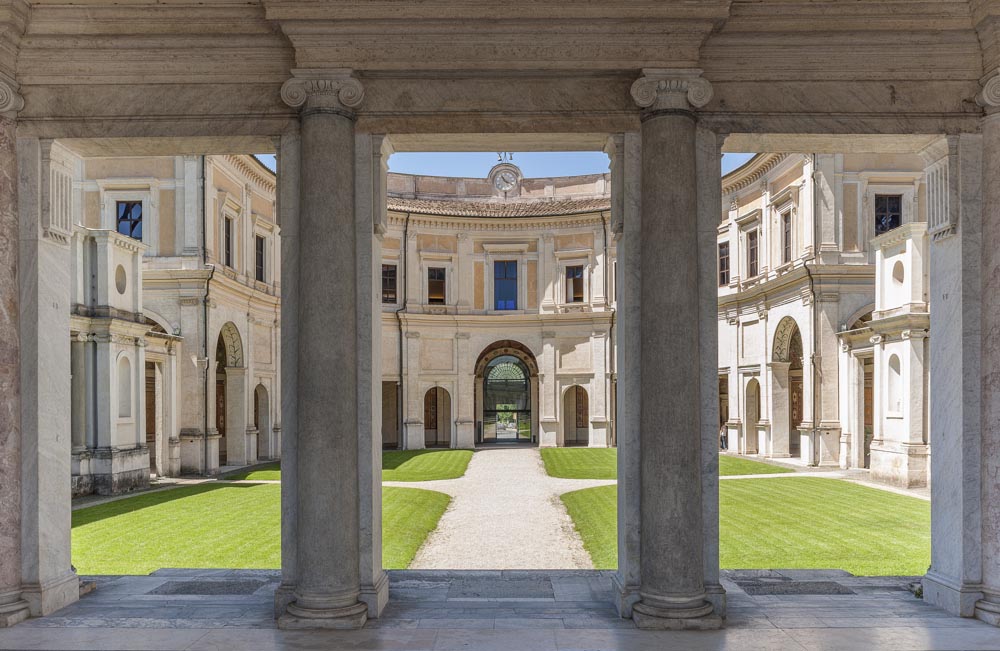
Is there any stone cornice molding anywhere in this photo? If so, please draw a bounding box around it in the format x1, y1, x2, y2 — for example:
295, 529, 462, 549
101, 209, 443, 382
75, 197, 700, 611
630, 68, 713, 112
0, 71, 23, 117
280, 69, 364, 113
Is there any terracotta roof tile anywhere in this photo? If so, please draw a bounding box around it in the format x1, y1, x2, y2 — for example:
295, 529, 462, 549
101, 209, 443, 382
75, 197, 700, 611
387, 196, 610, 218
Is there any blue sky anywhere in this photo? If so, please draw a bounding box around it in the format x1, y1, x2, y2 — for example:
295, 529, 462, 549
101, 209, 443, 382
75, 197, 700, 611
254, 151, 755, 177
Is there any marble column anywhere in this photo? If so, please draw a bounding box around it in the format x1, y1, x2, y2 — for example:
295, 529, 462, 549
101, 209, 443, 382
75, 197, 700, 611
274, 131, 300, 618
277, 70, 368, 629
0, 93, 31, 627
922, 131, 983, 617
627, 69, 721, 630
977, 92, 1000, 625
17, 135, 79, 616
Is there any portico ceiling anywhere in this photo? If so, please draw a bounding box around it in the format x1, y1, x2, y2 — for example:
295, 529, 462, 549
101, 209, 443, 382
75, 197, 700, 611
2, 0, 998, 141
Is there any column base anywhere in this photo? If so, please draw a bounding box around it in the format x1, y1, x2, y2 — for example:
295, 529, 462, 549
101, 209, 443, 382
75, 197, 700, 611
360, 571, 389, 618
922, 570, 983, 617
976, 598, 1000, 627
22, 571, 79, 617
632, 600, 723, 630
0, 591, 30, 628
612, 573, 640, 618
278, 600, 368, 630
273, 582, 296, 620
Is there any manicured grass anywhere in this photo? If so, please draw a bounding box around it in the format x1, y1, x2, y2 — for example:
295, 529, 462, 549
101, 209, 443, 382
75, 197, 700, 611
220, 450, 474, 483
561, 477, 931, 575
382, 450, 473, 481
72, 484, 449, 574
222, 462, 280, 481
540, 448, 791, 479
540, 448, 617, 479
719, 455, 793, 476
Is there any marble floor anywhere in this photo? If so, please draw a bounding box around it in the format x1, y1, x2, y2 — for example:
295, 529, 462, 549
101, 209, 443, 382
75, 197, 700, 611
2, 569, 1000, 650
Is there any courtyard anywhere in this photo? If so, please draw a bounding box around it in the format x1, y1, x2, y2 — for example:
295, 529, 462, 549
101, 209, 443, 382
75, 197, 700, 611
71, 449, 930, 577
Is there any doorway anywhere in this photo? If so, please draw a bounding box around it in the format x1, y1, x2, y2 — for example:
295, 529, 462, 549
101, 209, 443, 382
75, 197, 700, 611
482, 356, 532, 444
563, 385, 590, 446
423, 387, 452, 448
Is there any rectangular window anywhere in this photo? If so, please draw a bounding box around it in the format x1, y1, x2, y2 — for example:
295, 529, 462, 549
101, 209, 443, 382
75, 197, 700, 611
565, 265, 584, 303
718, 242, 730, 286
494, 260, 518, 310
382, 264, 398, 304
747, 229, 759, 278
781, 211, 792, 264
428, 267, 446, 304
116, 201, 143, 241
224, 218, 234, 268
875, 194, 902, 235
254, 235, 266, 282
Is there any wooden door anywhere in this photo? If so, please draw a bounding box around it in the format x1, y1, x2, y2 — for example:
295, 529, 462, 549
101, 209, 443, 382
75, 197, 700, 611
145, 372, 156, 465
217, 378, 227, 465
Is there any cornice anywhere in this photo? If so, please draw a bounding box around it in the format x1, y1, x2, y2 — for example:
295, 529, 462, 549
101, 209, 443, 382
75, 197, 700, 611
220, 154, 276, 196
386, 210, 607, 232
722, 153, 788, 195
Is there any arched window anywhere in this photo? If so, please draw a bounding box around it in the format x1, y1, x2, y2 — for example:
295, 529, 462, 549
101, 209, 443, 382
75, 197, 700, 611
888, 354, 902, 414
118, 356, 132, 418
892, 260, 905, 285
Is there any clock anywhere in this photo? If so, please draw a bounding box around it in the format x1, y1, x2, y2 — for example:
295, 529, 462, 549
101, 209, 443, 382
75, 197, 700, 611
494, 170, 517, 192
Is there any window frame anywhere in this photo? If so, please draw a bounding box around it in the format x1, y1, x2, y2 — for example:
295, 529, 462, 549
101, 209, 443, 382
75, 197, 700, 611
254, 234, 266, 282
718, 241, 730, 286
381, 263, 398, 305
874, 194, 903, 236
746, 228, 759, 279
493, 259, 519, 311
99, 185, 159, 255
427, 266, 447, 305
565, 265, 585, 303
781, 210, 793, 264
223, 216, 235, 268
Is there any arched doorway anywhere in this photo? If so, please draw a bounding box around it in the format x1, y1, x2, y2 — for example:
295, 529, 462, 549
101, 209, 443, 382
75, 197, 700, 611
423, 387, 452, 448
215, 322, 248, 467
563, 385, 589, 446
772, 317, 805, 458
474, 340, 539, 445
745, 378, 760, 454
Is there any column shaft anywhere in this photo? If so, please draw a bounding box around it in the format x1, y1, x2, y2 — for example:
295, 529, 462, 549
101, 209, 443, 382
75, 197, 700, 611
0, 115, 30, 627
279, 72, 368, 629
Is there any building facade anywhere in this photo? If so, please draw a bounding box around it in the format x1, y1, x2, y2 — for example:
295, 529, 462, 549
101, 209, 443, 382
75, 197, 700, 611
717, 152, 931, 487
379, 163, 616, 449
67, 151, 280, 495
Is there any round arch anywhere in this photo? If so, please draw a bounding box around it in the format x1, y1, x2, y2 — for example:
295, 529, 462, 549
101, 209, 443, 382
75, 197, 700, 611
844, 303, 876, 331
217, 322, 245, 368
475, 340, 539, 445
772, 316, 801, 363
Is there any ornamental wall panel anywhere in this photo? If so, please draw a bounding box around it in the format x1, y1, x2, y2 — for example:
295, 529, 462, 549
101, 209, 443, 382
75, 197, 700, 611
420, 338, 454, 371
558, 339, 591, 372
254, 324, 272, 365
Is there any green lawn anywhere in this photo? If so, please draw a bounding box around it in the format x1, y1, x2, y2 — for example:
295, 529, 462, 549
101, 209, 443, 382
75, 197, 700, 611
72, 484, 449, 574
540, 448, 791, 479
561, 477, 931, 575
383, 450, 473, 481
221, 450, 474, 483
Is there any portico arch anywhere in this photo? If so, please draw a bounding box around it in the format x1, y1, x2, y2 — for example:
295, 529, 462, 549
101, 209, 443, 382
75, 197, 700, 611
474, 340, 539, 445
215, 322, 250, 468
770, 317, 804, 458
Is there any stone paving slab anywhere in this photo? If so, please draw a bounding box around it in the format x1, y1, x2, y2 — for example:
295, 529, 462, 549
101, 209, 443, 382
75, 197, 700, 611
3, 569, 1000, 650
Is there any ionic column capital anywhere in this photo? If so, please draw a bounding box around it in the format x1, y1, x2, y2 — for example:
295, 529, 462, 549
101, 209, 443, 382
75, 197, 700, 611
977, 70, 1000, 111
280, 69, 365, 114
0, 72, 24, 118
630, 68, 713, 112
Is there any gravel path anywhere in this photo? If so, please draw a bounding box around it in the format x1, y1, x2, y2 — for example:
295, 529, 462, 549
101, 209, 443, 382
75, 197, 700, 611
385, 446, 615, 570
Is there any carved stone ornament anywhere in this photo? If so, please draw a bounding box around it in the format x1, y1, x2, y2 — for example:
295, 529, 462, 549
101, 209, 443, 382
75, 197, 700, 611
977, 70, 1000, 108
630, 68, 713, 111
0, 74, 24, 116
280, 69, 365, 112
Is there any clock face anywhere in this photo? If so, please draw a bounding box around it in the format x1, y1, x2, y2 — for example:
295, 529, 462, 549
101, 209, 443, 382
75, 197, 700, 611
494, 170, 517, 192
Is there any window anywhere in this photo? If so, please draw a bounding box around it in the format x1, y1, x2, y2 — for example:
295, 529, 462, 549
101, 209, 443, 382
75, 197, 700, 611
224, 217, 234, 268
254, 235, 265, 282
718, 242, 730, 286
747, 229, 759, 278
382, 264, 398, 304
116, 201, 143, 240
428, 267, 446, 304
565, 265, 584, 303
875, 195, 902, 235
494, 260, 518, 310
781, 211, 792, 264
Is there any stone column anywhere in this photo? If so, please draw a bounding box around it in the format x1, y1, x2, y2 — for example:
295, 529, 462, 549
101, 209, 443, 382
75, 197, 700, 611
627, 69, 720, 629
921, 131, 983, 617
277, 69, 368, 629
17, 134, 80, 615
0, 84, 31, 628
274, 131, 300, 618
976, 85, 1000, 625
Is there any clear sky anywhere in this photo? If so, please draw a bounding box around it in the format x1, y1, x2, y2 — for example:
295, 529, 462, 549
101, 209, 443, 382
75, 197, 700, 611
254, 151, 756, 177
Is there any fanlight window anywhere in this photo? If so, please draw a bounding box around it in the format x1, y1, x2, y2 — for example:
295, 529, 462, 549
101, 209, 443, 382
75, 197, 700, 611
488, 361, 526, 381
